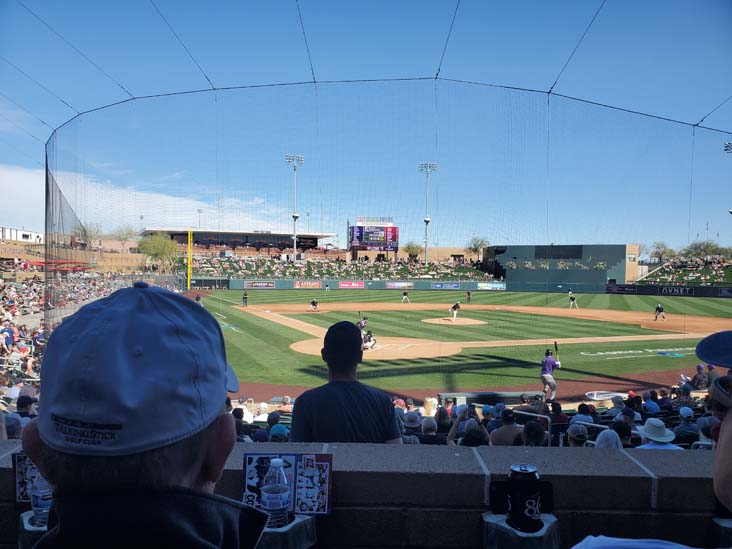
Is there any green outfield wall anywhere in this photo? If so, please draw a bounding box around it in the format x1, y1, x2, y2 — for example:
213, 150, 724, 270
188, 278, 508, 291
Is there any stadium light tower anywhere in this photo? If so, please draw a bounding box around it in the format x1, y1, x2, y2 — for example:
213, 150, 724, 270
418, 162, 438, 264
196, 209, 202, 229
726, 143, 731, 216
285, 154, 304, 261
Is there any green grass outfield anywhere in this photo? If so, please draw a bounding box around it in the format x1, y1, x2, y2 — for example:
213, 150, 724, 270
209, 289, 732, 318
286, 310, 669, 342
201, 290, 729, 392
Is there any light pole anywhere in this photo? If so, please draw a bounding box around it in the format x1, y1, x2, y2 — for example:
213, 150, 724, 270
285, 154, 304, 261
418, 162, 437, 264
727, 143, 731, 218
196, 209, 202, 229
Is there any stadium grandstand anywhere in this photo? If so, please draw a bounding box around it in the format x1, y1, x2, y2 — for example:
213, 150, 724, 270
639, 258, 732, 286
3, 2, 732, 548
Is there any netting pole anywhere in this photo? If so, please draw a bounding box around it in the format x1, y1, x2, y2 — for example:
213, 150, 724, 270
187, 228, 192, 290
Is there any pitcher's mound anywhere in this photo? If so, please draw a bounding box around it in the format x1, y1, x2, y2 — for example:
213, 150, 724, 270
291, 337, 462, 360
422, 317, 487, 326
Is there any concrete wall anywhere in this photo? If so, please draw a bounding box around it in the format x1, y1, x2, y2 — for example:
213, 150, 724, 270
0, 440, 720, 549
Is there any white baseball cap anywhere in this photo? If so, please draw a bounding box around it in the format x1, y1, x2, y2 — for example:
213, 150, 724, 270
38, 281, 238, 456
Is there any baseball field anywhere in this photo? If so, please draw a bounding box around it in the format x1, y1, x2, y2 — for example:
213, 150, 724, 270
200, 289, 732, 401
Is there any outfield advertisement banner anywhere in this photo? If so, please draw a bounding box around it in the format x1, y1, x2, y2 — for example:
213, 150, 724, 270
606, 284, 726, 298
339, 281, 365, 289
386, 281, 414, 289
477, 282, 506, 291
659, 286, 694, 296
244, 281, 275, 289
431, 282, 460, 290
294, 281, 321, 289
605, 284, 638, 294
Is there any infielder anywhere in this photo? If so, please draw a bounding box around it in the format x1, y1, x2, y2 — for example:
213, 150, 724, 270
540, 349, 561, 400
568, 290, 578, 309
325, 283, 330, 292
401, 290, 410, 304
448, 301, 461, 322
242, 291, 248, 307
654, 303, 666, 321
466, 290, 472, 304
308, 298, 320, 312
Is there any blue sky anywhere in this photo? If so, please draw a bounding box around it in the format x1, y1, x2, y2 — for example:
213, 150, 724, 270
1, 0, 731, 250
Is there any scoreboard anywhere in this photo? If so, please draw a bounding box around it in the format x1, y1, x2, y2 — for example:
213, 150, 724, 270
349, 225, 399, 251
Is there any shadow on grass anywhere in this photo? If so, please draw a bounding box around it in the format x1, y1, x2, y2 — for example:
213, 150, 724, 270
295, 353, 677, 393
296, 353, 539, 389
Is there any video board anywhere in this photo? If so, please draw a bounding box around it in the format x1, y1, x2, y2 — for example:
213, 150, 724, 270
349, 225, 399, 251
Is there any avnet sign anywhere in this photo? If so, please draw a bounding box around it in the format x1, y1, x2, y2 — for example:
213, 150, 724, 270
660, 286, 694, 296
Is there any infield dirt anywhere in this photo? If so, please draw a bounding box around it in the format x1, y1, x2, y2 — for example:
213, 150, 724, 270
224, 301, 732, 402
235, 302, 732, 361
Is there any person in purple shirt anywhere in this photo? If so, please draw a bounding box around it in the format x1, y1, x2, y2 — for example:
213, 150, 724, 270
540, 349, 561, 400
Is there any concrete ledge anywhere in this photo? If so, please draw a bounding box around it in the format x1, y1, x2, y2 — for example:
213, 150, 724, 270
477, 447, 653, 510
627, 449, 716, 511
328, 444, 485, 507
0, 441, 719, 548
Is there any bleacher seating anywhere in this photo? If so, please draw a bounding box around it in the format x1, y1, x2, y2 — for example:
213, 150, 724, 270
640, 258, 732, 286
183, 254, 492, 281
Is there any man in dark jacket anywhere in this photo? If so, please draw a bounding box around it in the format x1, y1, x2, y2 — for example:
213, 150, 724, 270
22, 282, 267, 548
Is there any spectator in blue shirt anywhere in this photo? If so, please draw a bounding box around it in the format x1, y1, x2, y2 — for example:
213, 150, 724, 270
642, 392, 660, 415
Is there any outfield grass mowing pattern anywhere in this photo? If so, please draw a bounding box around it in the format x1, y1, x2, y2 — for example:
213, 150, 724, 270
286, 310, 671, 342
211, 289, 732, 318
204, 291, 707, 392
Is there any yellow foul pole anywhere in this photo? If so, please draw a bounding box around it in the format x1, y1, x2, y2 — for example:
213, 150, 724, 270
187, 229, 192, 290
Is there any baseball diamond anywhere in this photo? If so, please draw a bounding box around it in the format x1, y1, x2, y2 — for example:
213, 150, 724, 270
197, 289, 732, 402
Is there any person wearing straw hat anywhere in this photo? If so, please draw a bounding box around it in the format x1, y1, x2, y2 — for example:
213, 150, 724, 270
635, 417, 683, 450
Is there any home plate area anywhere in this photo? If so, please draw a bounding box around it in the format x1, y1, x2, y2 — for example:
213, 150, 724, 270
290, 337, 463, 360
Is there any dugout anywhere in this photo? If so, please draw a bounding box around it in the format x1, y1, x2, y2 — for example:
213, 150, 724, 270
484, 244, 639, 294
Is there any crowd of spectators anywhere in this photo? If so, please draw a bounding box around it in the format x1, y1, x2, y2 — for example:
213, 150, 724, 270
1, 276, 44, 320
0, 257, 43, 274
44, 273, 128, 310
185, 255, 492, 281
641, 257, 731, 286
505, 257, 609, 272
221, 375, 726, 451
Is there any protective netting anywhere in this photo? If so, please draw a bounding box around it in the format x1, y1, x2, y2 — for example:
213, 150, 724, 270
44, 80, 732, 397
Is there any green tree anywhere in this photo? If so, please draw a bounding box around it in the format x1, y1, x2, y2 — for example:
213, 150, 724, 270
74, 223, 102, 250
110, 224, 138, 253
138, 233, 179, 273
650, 241, 674, 262
401, 242, 423, 262
466, 236, 489, 256
680, 240, 725, 258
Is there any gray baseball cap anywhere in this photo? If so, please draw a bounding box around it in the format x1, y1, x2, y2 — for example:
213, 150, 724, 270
38, 281, 238, 456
